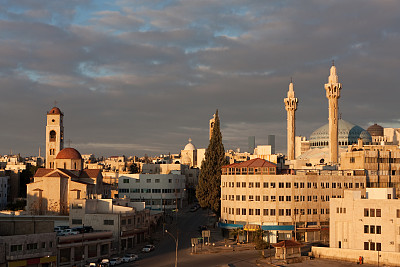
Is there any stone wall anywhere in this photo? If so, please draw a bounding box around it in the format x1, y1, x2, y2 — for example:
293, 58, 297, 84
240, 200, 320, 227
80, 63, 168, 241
312, 246, 400, 266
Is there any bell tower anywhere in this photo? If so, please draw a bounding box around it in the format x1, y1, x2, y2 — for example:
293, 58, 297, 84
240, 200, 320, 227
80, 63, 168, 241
284, 79, 298, 160
45, 107, 64, 168
325, 61, 342, 164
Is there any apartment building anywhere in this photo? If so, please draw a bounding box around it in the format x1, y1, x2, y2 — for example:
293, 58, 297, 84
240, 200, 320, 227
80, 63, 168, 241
220, 158, 366, 243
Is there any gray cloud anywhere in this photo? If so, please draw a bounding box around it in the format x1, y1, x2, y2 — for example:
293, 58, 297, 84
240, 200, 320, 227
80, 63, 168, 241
0, 0, 399, 157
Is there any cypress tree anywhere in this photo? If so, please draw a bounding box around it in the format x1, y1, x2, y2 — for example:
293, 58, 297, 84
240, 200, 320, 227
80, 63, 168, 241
196, 110, 226, 215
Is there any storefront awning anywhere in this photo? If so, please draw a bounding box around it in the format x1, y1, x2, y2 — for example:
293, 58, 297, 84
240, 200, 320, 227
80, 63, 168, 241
261, 225, 295, 231
218, 222, 244, 229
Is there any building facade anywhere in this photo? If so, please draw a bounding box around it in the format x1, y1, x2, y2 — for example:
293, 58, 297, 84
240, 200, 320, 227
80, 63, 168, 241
220, 158, 367, 243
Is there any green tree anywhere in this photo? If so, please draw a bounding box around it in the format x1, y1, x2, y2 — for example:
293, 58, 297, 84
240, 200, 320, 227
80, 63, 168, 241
196, 110, 226, 215
129, 163, 139, 174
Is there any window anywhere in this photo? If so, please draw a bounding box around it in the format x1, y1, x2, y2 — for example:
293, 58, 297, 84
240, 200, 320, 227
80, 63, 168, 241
377, 243, 381, 251
104, 220, 114, 225
155, 179, 160, 183
364, 242, 369, 250
388, 194, 392, 199
370, 242, 375, 251
364, 208, 369, 217
377, 226, 381, 234
242, 208, 246, 215
249, 195, 254, 201
263, 209, 268, 216
123, 178, 129, 183
376, 209, 381, 217
279, 196, 284, 201
286, 209, 291, 216
294, 182, 299, 188
307, 209, 311, 215
300, 182, 305, 188
307, 196, 312, 201
146, 179, 151, 183
236, 195, 240, 201
249, 209, 254, 215
370, 209, 375, 217
236, 208, 240, 215
370, 225, 375, 234
364, 225, 369, 233
270, 209, 276, 215
279, 182, 284, 188
168, 179, 172, 183
279, 209, 284, 216
350, 157, 355, 163
72, 203, 83, 209
249, 182, 254, 188
72, 219, 82, 224
271, 196, 276, 202
294, 196, 299, 202
42, 242, 46, 249
313, 209, 317, 215
242, 195, 246, 201
242, 182, 246, 187
286, 196, 291, 201
236, 182, 240, 187
263, 195, 269, 201
286, 182, 291, 188
263, 182, 268, 188
300, 209, 305, 215
255, 182, 260, 188
255, 209, 260, 215
255, 196, 260, 201
270, 182, 276, 188
10, 245, 23, 252
397, 209, 400, 218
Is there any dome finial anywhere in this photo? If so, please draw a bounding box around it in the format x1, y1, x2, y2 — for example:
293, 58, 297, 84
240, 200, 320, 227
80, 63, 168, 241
332, 59, 335, 66
188, 138, 192, 143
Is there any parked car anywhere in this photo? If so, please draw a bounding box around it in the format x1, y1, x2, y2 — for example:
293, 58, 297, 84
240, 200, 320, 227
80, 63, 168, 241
142, 244, 155, 252
109, 257, 122, 265
100, 258, 110, 267
54, 226, 69, 232
60, 228, 80, 236
122, 254, 138, 262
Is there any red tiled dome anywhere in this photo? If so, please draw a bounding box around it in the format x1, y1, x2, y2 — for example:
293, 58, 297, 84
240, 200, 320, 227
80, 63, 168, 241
56, 148, 82, 160
367, 123, 384, 137
48, 107, 62, 115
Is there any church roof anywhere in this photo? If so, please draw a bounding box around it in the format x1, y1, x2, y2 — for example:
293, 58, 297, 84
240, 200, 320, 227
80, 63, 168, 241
48, 106, 63, 115
223, 158, 277, 168
56, 148, 82, 160
183, 138, 196, 151
79, 169, 101, 179
34, 168, 101, 179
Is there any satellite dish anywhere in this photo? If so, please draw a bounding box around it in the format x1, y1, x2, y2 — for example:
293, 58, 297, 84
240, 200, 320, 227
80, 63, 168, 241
320, 158, 325, 164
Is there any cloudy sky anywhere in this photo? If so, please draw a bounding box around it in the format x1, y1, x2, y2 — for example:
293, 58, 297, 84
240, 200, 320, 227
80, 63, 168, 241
0, 0, 399, 157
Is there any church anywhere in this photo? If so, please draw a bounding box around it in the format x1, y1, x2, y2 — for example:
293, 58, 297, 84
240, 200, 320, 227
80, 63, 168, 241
26, 107, 107, 215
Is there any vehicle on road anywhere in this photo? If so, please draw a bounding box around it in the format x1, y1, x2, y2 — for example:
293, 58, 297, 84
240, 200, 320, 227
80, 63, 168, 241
59, 229, 80, 236
122, 254, 138, 262
109, 257, 122, 265
100, 258, 110, 267
142, 244, 155, 252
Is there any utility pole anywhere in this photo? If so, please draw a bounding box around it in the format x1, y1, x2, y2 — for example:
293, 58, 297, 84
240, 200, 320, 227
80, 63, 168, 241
165, 230, 178, 267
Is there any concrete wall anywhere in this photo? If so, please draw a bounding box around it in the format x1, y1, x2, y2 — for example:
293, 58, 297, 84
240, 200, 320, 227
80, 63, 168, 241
312, 246, 400, 266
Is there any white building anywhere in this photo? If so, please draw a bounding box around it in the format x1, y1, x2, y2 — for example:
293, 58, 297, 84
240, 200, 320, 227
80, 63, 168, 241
118, 173, 186, 210
330, 188, 400, 252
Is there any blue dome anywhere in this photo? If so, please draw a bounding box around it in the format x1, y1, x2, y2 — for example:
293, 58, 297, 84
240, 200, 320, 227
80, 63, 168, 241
309, 119, 371, 148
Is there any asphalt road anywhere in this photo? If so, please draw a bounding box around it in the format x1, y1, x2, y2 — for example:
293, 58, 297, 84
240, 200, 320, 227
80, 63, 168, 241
119, 208, 262, 267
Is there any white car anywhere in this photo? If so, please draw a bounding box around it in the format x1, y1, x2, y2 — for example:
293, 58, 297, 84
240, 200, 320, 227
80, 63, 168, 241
122, 254, 138, 262
109, 258, 122, 266
60, 229, 80, 236
142, 244, 155, 252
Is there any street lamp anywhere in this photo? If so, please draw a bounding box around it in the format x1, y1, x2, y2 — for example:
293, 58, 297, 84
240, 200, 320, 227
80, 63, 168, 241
165, 230, 178, 267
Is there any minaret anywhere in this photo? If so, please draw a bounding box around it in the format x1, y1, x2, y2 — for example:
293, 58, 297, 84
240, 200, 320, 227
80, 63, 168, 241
209, 113, 216, 140
324, 61, 342, 164
284, 79, 298, 160
45, 107, 64, 168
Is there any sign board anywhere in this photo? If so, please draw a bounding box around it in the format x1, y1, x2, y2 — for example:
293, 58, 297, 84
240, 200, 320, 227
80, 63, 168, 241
202, 230, 210, 238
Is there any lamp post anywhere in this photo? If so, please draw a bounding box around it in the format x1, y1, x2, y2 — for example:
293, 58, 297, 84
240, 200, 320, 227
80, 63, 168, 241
165, 230, 178, 267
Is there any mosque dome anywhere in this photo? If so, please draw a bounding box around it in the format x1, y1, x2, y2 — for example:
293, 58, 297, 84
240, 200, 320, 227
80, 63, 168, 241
367, 124, 384, 137
184, 138, 196, 151
56, 148, 82, 160
309, 119, 372, 148
48, 107, 62, 115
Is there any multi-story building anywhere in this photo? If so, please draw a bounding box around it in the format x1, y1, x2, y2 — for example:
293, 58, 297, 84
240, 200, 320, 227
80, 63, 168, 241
330, 188, 398, 252
220, 158, 367, 243
0, 175, 9, 210
0, 218, 57, 266
118, 172, 186, 210
69, 198, 150, 253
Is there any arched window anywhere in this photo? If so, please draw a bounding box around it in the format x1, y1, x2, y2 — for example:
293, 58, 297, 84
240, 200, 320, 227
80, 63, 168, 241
74, 162, 77, 169
49, 130, 56, 142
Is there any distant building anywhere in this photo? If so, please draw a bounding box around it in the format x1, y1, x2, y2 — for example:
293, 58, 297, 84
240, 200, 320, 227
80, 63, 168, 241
248, 136, 256, 154
267, 135, 275, 154
0, 176, 9, 210
118, 172, 186, 210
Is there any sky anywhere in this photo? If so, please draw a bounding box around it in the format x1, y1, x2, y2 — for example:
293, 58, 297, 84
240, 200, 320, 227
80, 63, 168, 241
0, 0, 399, 157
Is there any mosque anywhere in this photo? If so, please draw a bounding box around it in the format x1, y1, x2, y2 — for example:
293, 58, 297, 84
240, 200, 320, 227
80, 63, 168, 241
285, 63, 399, 168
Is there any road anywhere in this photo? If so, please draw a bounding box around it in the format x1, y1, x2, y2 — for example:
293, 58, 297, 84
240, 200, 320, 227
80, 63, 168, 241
119, 208, 262, 267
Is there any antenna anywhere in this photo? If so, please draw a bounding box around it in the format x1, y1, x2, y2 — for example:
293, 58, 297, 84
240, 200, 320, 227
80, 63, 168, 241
54, 100, 58, 107
332, 60, 335, 66
66, 139, 72, 147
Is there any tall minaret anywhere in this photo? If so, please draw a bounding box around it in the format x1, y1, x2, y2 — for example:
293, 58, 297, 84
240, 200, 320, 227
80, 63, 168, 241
284, 79, 298, 160
45, 107, 64, 168
209, 113, 216, 140
324, 61, 342, 164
